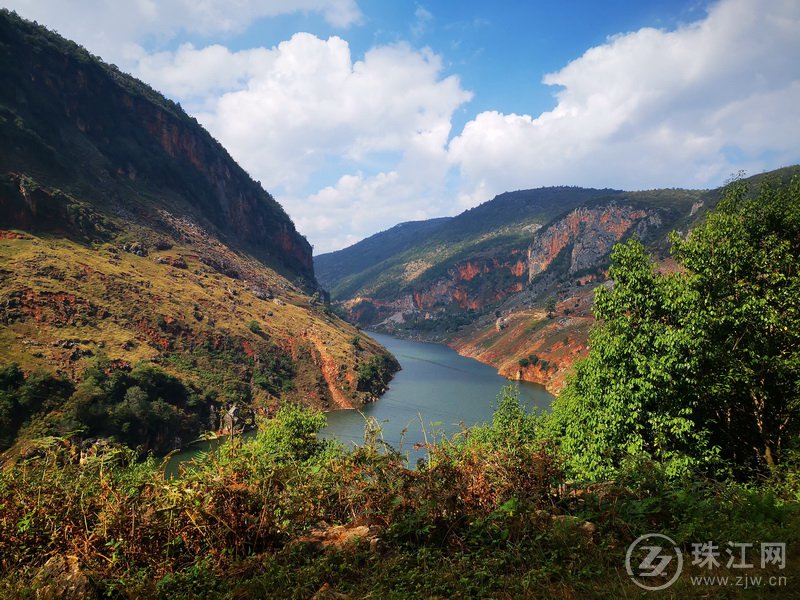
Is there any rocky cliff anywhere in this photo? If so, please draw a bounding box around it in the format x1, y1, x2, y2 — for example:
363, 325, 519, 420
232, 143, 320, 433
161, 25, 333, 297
527, 204, 661, 280
339, 199, 677, 331
0, 9, 312, 279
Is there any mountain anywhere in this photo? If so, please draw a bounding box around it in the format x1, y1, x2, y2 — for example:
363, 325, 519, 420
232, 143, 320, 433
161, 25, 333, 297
315, 217, 452, 291
316, 187, 622, 305
0, 10, 396, 453
316, 186, 700, 327
316, 167, 800, 393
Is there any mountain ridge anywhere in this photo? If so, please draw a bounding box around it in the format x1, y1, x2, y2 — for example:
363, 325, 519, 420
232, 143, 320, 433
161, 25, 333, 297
0, 9, 313, 281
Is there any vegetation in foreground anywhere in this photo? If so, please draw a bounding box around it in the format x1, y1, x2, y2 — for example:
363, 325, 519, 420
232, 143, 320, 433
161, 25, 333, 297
1, 399, 798, 599
1, 177, 798, 598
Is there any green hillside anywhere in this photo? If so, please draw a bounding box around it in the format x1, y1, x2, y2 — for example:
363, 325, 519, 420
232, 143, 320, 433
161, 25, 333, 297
315, 217, 452, 290
317, 186, 625, 302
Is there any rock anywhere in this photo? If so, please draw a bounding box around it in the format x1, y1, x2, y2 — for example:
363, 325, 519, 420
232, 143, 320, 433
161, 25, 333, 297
222, 404, 239, 434
579, 521, 598, 536
155, 255, 188, 269
311, 582, 349, 599
31, 555, 95, 599
122, 242, 147, 257
250, 286, 273, 300
550, 514, 597, 539
293, 524, 380, 552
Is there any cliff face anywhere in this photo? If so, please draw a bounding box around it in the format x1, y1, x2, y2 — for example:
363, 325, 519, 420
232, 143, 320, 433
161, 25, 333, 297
528, 205, 662, 280
342, 202, 667, 332
0, 10, 312, 279
341, 251, 528, 326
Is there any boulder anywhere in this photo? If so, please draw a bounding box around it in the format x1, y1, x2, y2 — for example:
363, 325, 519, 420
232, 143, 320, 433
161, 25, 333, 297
31, 555, 95, 599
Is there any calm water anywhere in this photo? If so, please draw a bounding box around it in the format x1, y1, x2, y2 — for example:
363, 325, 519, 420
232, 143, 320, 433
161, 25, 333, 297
167, 332, 553, 473
322, 332, 553, 463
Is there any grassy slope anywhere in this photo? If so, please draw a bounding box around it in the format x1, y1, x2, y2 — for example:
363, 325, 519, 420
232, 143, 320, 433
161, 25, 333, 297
0, 220, 392, 406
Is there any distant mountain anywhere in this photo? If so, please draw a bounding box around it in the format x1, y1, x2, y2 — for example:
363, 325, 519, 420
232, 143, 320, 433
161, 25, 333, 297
315, 217, 452, 291
317, 167, 800, 393
0, 10, 396, 453
316, 186, 623, 303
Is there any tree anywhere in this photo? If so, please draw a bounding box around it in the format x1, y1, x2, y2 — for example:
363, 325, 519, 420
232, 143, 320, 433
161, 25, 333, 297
549, 239, 714, 479
550, 175, 800, 480
671, 176, 800, 471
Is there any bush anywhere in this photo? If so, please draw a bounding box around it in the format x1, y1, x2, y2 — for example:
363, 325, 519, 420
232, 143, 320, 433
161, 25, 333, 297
0, 364, 73, 449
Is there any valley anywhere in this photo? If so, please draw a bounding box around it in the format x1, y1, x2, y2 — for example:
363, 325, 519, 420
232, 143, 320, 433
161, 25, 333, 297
1, 5, 798, 598
316, 169, 799, 393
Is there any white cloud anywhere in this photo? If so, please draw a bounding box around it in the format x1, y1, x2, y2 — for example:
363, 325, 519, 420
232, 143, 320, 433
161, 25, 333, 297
140, 34, 471, 251
6, 0, 799, 254
449, 0, 800, 201
411, 5, 433, 39
3, 0, 362, 65
136, 44, 273, 100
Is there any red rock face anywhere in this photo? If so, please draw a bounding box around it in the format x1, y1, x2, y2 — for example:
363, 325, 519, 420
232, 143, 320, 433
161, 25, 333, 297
528, 205, 660, 281
455, 261, 484, 281
137, 100, 314, 276
0, 230, 29, 240
346, 253, 529, 324
343, 203, 663, 327
415, 256, 529, 311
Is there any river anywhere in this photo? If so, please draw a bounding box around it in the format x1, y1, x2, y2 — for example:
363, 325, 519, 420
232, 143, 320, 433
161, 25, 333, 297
167, 332, 553, 474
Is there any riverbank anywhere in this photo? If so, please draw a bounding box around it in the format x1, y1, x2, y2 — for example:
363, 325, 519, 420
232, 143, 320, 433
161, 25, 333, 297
167, 332, 553, 474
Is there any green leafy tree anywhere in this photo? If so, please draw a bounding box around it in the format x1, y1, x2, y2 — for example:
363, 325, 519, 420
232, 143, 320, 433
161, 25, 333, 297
549, 239, 715, 479
550, 176, 800, 479
671, 177, 800, 471
0, 364, 73, 449
242, 403, 329, 465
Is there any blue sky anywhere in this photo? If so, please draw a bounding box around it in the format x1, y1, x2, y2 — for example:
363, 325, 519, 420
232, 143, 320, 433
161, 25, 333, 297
4, 0, 800, 252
